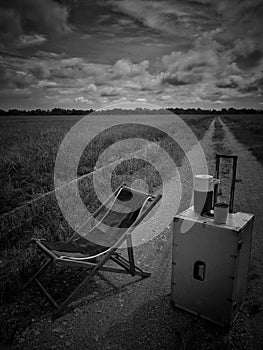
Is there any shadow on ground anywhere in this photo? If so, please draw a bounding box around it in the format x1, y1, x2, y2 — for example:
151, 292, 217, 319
102, 295, 232, 350
0, 265, 149, 346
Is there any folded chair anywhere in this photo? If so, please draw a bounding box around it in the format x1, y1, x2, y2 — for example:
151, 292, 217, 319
24, 184, 162, 316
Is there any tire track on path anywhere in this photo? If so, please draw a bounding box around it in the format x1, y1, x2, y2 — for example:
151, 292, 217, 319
213, 117, 263, 349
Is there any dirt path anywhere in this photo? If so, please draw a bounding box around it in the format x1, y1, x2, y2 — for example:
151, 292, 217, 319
11, 118, 263, 350
214, 118, 263, 348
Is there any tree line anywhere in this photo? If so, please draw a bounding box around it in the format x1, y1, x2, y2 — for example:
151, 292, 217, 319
0, 107, 262, 115
0, 108, 94, 116
167, 107, 263, 114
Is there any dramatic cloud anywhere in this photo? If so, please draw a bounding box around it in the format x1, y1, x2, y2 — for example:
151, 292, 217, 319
109, 0, 216, 36
0, 9, 22, 47
0, 0, 262, 109
161, 36, 233, 86
216, 75, 243, 89
18, 34, 46, 48
100, 86, 123, 97
112, 59, 149, 79
0, 0, 71, 48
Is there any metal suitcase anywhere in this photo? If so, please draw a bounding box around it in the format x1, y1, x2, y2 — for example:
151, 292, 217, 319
171, 207, 254, 326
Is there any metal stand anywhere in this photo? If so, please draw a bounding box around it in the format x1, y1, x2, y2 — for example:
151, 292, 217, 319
214, 154, 238, 213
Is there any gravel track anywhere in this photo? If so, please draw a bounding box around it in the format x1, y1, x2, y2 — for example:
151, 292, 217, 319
10, 117, 263, 350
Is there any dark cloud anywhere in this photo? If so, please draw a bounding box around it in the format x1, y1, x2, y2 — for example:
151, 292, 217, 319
236, 50, 263, 70
162, 74, 195, 86
29, 64, 49, 80
214, 0, 263, 49
0, 0, 71, 48
1, 0, 263, 109
0, 66, 35, 89
239, 85, 259, 93
0, 9, 22, 46
50, 64, 83, 79
216, 77, 241, 89
238, 75, 263, 94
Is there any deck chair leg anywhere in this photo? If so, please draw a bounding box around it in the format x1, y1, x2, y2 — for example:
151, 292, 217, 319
22, 258, 53, 290
54, 245, 120, 317
54, 266, 97, 317
133, 265, 151, 278
126, 233, 136, 276
34, 278, 58, 309
112, 254, 151, 278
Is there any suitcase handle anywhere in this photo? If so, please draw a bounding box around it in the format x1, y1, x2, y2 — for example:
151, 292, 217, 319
193, 260, 206, 281
214, 154, 238, 213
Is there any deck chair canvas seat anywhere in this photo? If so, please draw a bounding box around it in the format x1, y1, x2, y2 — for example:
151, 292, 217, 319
25, 185, 162, 316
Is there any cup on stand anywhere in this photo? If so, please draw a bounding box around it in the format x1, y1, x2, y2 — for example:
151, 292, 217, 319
214, 203, 229, 224
194, 175, 220, 215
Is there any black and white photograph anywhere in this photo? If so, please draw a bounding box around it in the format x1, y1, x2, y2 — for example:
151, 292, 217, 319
0, 0, 263, 349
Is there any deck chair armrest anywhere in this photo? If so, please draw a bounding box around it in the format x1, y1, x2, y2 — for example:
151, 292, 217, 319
29, 237, 46, 245
36, 240, 58, 260
127, 193, 162, 233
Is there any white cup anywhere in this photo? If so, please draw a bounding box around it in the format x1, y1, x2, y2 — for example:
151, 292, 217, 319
214, 203, 229, 224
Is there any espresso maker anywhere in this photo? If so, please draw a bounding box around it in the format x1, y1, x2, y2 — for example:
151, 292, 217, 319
194, 154, 238, 216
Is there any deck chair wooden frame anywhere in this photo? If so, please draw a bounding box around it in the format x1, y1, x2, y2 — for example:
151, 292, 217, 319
24, 184, 162, 317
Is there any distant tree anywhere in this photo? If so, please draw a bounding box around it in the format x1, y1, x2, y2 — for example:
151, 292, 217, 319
0, 107, 262, 116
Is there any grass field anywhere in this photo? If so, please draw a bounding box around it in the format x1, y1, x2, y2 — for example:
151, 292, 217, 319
0, 113, 208, 214
0, 113, 213, 344
222, 114, 263, 165
1, 112, 262, 347
0, 112, 218, 347
4, 112, 263, 346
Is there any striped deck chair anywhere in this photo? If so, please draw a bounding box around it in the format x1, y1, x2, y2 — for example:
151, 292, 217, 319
24, 184, 162, 316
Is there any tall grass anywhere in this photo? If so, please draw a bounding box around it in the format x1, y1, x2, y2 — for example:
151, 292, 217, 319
222, 114, 263, 164
0, 114, 212, 305
0, 114, 213, 346
0, 117, 77, 214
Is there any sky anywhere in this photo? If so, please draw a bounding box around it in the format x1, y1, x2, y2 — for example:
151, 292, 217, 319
0, 0, 263, 110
